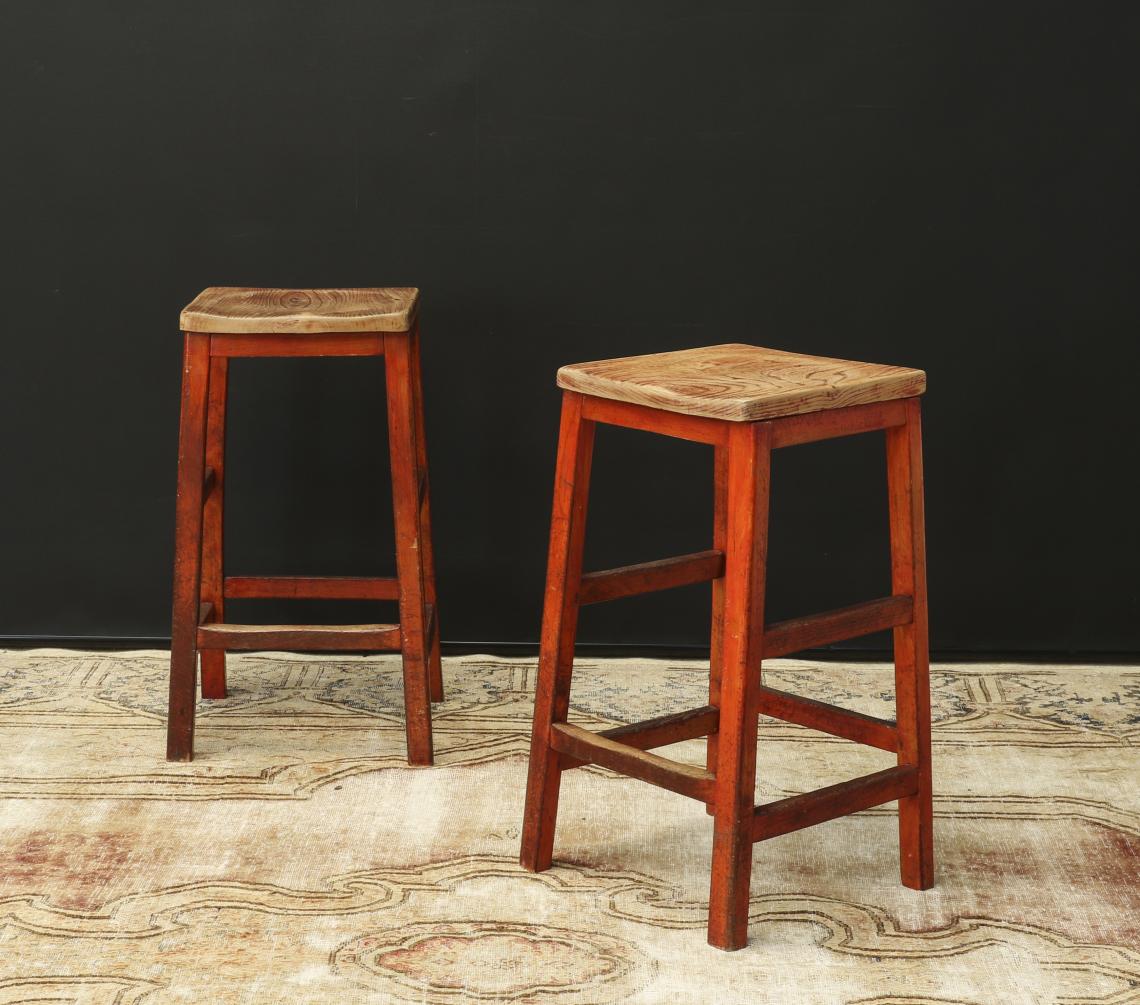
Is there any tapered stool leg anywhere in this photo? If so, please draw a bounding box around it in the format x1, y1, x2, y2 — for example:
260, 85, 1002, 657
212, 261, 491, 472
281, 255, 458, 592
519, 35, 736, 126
706, 444, 729, 813
167, 333, 211, 761
708, 421, 771, 950
520, 392, 596, 872
887, 399, 934, 889
385, 332, 435, 766
200, 356, 228, 699
410, 325, 443, 703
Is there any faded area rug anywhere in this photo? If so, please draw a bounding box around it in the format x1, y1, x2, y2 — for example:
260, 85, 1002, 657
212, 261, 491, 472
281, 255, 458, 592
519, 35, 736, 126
1, 650, 1138, 1004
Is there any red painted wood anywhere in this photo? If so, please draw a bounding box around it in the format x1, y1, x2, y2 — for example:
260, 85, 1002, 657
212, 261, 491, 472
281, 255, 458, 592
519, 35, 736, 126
410, 324, 444, 703
558, 705, 720, 769
578, 550, 724, 605
757, 686, 898, 752
581, 394, 729, 446
769, 399, 907, 448
707, 444, 728, 798
223, 575, 400, 600
166, 312, 441, 767
516, 382, 932, 951
763, 595, 914, 658
887, 398, 935, 890
199, 356, 228, 700
520, 392, 596, 872
752, 766, 918, 841
549, 723, 715, 802
197, 623, 401, 651
208, 332, 384, 357
167, 333, 211, 761
708, 421, 771, 951
385, 331, 435, 765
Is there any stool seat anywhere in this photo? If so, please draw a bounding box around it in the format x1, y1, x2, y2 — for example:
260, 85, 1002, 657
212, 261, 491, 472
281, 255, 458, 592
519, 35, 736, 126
180, 287, 419, 334
557, 343, 926, 422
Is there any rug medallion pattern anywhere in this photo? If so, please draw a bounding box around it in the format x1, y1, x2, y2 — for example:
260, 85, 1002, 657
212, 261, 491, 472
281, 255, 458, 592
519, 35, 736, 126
0, 650, 1137, 1003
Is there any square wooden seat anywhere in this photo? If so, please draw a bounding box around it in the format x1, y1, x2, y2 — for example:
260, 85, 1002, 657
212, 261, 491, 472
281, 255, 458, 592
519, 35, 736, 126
180, 287, 419, 334
557, 343, 926, 421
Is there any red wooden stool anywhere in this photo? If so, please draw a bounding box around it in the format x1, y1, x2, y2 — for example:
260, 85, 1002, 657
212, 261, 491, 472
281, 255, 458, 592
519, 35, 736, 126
167, 287, 442, 765
520, 343, 933, 950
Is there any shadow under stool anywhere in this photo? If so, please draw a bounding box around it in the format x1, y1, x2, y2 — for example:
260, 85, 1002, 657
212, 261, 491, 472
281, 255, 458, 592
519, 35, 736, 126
167, 287, 442, 765
520, 343, 933, 951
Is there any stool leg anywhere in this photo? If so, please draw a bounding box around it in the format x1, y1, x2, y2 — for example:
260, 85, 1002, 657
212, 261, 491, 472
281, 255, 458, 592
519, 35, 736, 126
886, 398, 934, 889
410, 325, 443, 702
706, 444, 728, 813
385, 331, 434, 766
167, 333, 211, 761
520, 391, 595, 872
708, 421, 771, 951
200, 356, 228, 700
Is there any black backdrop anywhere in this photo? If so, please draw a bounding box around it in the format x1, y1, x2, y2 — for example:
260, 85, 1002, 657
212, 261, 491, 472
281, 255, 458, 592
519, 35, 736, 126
3, 2, 1138, 655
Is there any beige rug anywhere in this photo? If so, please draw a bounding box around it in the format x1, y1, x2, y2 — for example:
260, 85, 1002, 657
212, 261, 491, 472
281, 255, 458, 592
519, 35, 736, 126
0, 649, 1137, 1004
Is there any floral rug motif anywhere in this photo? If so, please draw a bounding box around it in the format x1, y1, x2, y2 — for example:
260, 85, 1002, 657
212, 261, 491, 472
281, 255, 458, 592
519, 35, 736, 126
1, 650, 1138, 1003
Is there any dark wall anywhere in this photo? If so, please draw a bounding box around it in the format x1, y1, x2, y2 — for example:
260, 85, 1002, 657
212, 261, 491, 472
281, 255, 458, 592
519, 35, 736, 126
3, 2, 1138, 654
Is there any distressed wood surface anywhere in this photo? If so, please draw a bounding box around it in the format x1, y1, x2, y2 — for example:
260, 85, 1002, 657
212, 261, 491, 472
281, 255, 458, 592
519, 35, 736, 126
181, 287, 418, 334
578, 550, 724, 605
558, 706, 720, 770
208, 332, 385, 357
756, 686, 899, 752
706, 444, 728, 801
559, 343, 925, 421
410, 326, 444, 704
708, 420, 771, 950
384, 329, 436, 765
752, 766, 918, 842
520, 392, 596, 873
887, 398, 935, 890
199, 357, 229, 700
166, 333, 210, 761
223, 575, 400, 601
196, 623, 401, 651
549, 723, 715, 802
770, 398, 907, 448
762, 594, 914, 658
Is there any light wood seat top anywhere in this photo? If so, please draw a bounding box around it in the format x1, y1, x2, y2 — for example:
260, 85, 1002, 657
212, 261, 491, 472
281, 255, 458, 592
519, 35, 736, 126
180, 287, 419, 334
557, 343, 926, 421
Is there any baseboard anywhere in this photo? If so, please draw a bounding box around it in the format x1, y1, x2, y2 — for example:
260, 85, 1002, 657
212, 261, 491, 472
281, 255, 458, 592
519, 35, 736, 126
0, 635, 1136, 663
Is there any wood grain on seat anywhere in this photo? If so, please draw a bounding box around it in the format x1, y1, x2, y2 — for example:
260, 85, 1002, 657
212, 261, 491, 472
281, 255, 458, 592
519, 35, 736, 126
557, 343, 926, 421
180, 287, 418, 334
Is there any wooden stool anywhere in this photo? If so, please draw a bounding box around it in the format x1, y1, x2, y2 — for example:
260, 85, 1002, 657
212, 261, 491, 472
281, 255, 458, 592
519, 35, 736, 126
167, 288, 442, 765
520, 343, 933, 950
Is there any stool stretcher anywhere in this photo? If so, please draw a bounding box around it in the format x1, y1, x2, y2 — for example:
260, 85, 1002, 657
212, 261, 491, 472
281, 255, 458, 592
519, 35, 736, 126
223, 575, 400, 601
579, 550, 725, 605
550, 722, 715, 802
753, 765, 918, 842
197, 623, 402, 651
